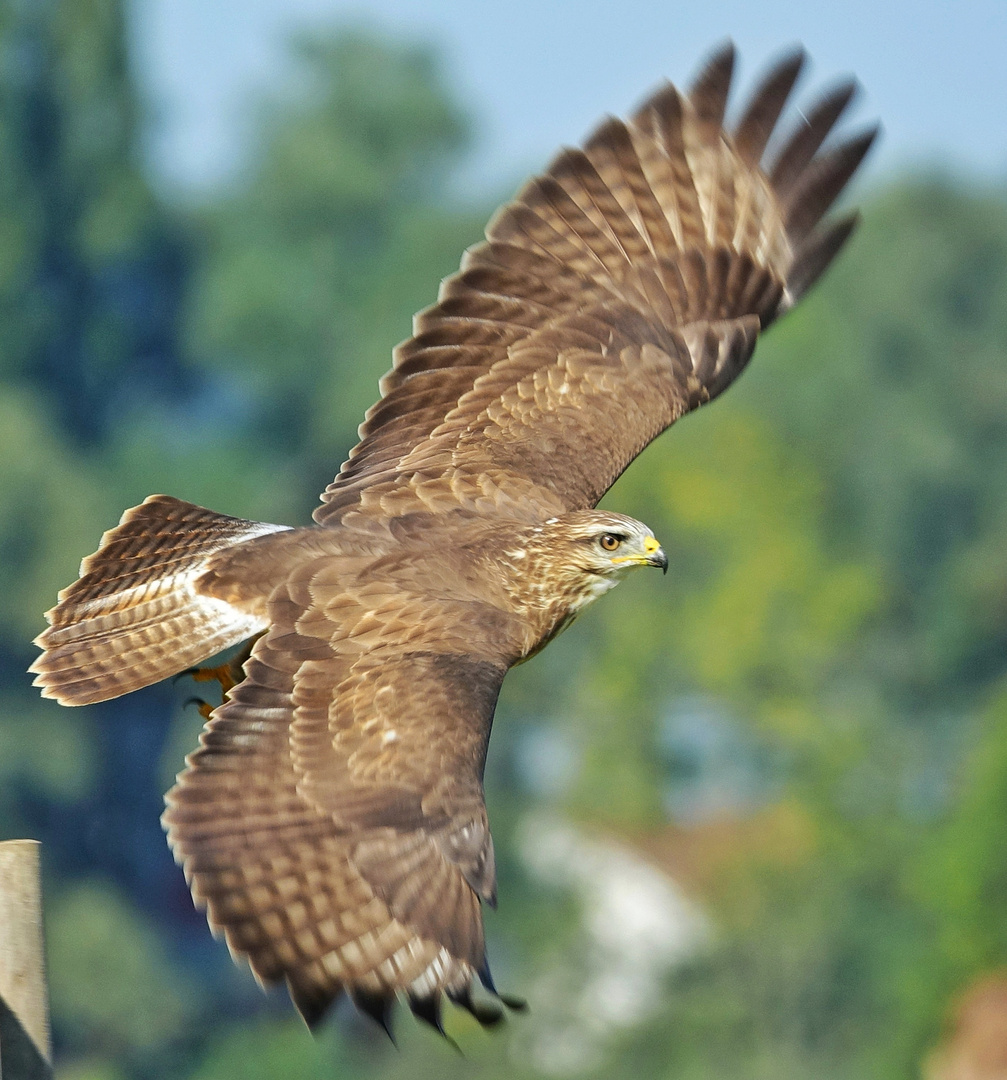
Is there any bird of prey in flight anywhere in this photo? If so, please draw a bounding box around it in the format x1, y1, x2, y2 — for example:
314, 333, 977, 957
31, 43, 875, 1035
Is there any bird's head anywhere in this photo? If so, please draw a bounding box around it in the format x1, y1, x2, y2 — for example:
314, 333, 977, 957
545, 510, 668, 577
508, 510, 667, 620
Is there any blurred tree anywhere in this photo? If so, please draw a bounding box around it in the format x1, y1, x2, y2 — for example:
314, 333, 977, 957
0, 3, 217, 1072
0, 0, 212, 941
186, 29, 487, 511
0, 0, 193, 445
750, 180, 1007, 708
899, 684, 1007, 1072
47, 880, 199, 1063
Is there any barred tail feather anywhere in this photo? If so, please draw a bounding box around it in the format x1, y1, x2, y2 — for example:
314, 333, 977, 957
30, 495, 288, 706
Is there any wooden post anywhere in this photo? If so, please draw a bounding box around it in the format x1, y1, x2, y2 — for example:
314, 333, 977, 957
0, 841, 52, 1080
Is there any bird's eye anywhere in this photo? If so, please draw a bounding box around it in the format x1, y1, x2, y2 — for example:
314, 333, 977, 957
599, 533, 621, 551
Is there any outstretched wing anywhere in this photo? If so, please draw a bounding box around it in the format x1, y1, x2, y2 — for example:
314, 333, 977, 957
163, 559, 515, 1031
316, 44, 876, 527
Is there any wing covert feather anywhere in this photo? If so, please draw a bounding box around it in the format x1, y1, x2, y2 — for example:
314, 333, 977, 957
316, 44, 875, 527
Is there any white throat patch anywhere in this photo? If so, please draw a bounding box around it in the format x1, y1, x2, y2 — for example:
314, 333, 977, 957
569, 573, 621, 614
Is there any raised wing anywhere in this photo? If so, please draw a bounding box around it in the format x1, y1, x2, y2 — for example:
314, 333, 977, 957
316, 44, 875, 527
163, 560, 515, 1031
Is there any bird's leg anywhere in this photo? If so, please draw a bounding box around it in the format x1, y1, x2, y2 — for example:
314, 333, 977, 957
180, 633, 264, 719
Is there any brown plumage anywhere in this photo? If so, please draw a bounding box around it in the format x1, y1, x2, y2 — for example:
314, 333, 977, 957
30, 44, 875, 1034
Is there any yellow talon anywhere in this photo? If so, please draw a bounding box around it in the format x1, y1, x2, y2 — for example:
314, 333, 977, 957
179, 633, 263, 705
190, 661, 240, 695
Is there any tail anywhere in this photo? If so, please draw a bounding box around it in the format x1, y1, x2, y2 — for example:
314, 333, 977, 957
31, 495, 289, 706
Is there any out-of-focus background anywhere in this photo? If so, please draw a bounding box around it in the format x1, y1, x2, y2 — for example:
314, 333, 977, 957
1, 0, 1006, 1077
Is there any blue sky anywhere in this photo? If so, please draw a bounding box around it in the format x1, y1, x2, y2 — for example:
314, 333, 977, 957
132, 0, 1007, 197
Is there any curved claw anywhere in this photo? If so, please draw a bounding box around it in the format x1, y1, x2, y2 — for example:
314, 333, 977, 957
182, 696, 215, 721
177, 663, 236, 718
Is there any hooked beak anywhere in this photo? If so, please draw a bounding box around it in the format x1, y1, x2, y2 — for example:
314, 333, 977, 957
648, 547, 668, 574
642, 534, 668, 574
615, 535, 666, 573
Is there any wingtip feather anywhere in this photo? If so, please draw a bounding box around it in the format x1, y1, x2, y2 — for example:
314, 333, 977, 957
732, 45, 806, 164
689, 40, 736, 133
784, 124, 879, 239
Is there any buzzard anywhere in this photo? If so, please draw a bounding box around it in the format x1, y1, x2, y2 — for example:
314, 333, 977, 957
31, 44, 874, 1034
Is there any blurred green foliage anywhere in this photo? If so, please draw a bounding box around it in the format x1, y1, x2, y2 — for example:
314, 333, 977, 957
186, 27, 485, 492
0, 2, 1006, 1078
0, 0, 193, 445
48, 881, 199, 1056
